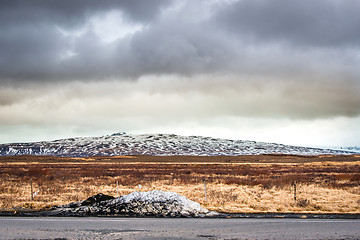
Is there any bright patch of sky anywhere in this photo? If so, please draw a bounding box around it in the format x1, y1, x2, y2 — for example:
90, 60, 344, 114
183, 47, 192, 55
90, 10, 144, 43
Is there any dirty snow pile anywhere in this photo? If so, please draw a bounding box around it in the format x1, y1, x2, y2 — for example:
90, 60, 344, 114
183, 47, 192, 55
47, 190, 216, 217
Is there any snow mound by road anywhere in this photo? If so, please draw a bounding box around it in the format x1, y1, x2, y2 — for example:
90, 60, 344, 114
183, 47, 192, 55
48, 190, 216, 217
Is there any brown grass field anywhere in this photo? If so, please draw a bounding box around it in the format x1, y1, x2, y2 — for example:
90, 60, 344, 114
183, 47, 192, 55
1, 154, 359, 213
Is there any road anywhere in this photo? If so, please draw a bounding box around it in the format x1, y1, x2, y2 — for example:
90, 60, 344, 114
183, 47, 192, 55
0, 217, 359, 240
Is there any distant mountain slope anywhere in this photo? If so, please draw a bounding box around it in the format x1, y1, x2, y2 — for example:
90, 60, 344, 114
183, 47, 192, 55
0, 133, 354, 157
337, 146, 360, 153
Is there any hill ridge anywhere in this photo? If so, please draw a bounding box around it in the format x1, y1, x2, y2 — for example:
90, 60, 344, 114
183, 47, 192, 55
0, 133, 354, 157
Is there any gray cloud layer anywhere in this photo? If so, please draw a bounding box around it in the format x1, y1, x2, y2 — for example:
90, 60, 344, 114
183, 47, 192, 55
1, 0, 359, 81
0, 0, 171, 81
0, 0, 168, 25
0, 0, 360, 145
217, 0, 360, 47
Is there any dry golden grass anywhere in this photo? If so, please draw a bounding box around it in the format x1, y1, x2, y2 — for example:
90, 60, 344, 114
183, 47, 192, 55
0, 155, 359, 213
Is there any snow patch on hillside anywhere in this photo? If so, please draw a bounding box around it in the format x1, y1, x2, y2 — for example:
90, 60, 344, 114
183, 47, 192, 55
338, 146, 360, 153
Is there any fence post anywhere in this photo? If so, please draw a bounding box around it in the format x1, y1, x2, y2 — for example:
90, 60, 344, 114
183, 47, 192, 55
293, 181, 297, 202
30, 180, 33, 201
203, 180, 207, 203
116, 181, 119, 197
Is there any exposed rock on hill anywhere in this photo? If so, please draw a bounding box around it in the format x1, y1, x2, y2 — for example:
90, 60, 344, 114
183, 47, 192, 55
47, 190, 216, 217
0, 133, 354, 157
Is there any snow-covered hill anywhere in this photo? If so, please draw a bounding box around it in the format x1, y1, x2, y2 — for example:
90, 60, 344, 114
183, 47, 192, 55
335, 146, 360, 153
0, 133, 355, 157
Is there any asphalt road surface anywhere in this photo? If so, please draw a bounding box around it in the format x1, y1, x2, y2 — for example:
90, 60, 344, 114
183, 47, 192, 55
0, 217, 359, 240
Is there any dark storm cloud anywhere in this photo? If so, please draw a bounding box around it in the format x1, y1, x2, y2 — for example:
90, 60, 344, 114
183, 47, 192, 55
0, 0, 169, 26
217, 0, 360, 47
0, 0, 171, 82
124, 19, 237, 77
0, 24, 69, 80
1, 0, 360, 82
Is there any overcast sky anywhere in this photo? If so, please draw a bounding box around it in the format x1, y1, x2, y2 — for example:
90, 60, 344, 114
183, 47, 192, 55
1, 0, 360, 147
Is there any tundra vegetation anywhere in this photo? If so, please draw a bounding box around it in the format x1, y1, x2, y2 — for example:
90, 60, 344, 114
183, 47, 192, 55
0, 155, 359, 213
